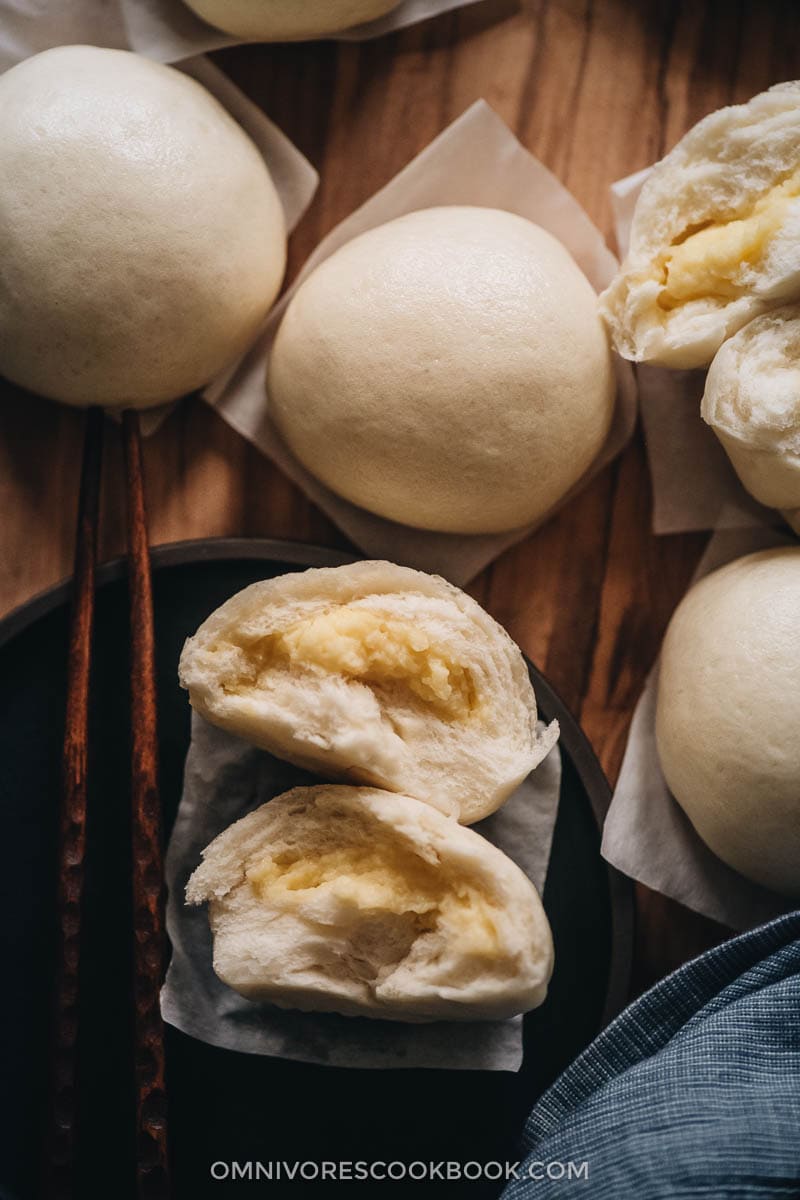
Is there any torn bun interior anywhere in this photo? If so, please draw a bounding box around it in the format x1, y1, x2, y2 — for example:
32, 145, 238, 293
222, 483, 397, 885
186, 785, 554, 1022
702, 305, 800, 511
601, 81, 800, 368
179, 561, 558, 825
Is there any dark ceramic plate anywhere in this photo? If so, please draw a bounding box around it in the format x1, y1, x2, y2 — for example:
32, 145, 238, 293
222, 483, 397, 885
0, 539, 631, 1200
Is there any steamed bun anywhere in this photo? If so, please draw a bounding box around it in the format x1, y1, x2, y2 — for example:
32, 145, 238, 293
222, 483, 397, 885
179, 560, 558, 825
656, 547, 800, 896
186, 784, 554, 1022
182, 0, 403, 39
601, 82, 800, 368
268, 206, 616, 534
0, 46, 286, 409
702, 306, 800, 514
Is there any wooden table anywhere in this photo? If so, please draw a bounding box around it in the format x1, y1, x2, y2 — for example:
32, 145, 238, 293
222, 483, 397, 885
2, 0, 796, 995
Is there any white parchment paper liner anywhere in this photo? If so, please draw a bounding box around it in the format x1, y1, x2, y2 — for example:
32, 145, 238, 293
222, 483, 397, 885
610, 169, 788, 536
602, 521, 796, 931
161, 713, 562, 1071
206, 100, 637, 586
0, 0, 485, 70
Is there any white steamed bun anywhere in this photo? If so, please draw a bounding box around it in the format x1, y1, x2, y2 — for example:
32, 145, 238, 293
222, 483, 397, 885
269, 206, 616, 534
186, 784, 554, 1022
179, 560, 558, 825
702, 306, 800, 520
656, 547, 800, 896
601, 82, 800, 368
0, 46, 286, 409
182, 0, 403, 39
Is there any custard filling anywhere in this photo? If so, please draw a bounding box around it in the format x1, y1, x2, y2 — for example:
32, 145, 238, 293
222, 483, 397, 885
224, 605, 477, 719
656, 166, 800, 309
248, 837, 501, 960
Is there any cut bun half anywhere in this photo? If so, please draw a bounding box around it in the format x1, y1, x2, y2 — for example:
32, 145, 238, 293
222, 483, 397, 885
702, 305, 800, 516
601, 81, 800, 368
186, 785, 554, 1022
179, 561, 558, 825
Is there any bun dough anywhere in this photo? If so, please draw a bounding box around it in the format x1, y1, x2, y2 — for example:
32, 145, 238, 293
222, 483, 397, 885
655, 548, 800, 896
702, 306, 800, 511
601, 82, 800, 368
269, 206, 615, 534
182, 0, 402, 39
179, 560, 558, 824
186, 785, 554, 1021
0, 46, 286, 409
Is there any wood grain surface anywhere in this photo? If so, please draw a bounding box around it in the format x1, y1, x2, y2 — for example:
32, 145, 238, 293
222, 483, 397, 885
1, 0, 797, 990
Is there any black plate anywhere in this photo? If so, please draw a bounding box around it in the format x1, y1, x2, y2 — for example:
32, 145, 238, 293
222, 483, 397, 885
0, 539, 631, 1200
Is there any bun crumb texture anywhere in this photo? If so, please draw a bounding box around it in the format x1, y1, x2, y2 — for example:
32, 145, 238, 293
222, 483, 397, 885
702, 305, 800, 510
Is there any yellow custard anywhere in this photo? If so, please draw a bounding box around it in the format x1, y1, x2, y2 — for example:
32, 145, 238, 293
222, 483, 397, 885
657, 166, 800, 309
248, 838, 501, 959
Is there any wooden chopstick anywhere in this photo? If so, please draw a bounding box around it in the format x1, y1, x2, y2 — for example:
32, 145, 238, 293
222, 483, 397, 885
43, 405, 105, 1200
122, 410, 170, 1190
122, 409, 171, 1199
43, 408, 171, 1197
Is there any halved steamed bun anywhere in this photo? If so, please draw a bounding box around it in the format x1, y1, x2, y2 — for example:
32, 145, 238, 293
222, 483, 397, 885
179, 561, 558, 824
702, 306, 800, 515
181, 0, 402, 39
601, 82, 800, 368
186, 785, 554, 1022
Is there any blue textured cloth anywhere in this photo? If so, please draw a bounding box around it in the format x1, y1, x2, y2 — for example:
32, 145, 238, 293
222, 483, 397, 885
504, 911, 800, 1199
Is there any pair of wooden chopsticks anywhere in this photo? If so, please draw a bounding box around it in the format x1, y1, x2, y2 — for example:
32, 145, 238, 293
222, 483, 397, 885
42, 407, 170, 1199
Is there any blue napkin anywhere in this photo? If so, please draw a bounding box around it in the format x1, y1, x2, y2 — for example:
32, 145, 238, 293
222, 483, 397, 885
504, 911, 800, 1198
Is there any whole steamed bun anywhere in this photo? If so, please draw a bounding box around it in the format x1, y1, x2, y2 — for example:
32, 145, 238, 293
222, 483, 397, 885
268, 206, 616, 534
179, 560, 558, 825
601, 81, 800, 368
0, 46, 286, 410
186, 784, 554, 1022
656, 547, 800, 896
702, 306, 800, 528
182, 0, 403, 39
